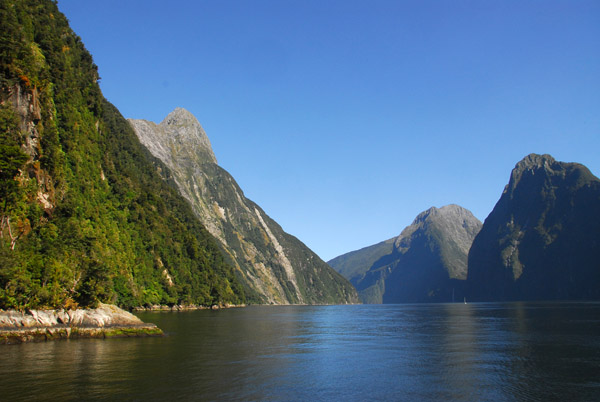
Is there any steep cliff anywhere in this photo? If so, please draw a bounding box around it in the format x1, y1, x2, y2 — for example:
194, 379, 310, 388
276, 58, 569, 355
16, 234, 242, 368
333, 205, 481, 303
130, 110, 358, 304
467, 154, 600, 301
0, 0, 244, 309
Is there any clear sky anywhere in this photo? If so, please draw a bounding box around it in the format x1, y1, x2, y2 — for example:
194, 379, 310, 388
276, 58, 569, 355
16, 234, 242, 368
57, 0, 599, 261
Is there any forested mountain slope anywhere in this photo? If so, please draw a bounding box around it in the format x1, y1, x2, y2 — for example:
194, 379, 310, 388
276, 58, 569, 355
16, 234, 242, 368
0, 0, 244, 309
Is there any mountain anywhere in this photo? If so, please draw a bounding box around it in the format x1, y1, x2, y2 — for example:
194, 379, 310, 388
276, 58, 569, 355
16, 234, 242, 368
332, 205, 482, 303
129, 110, 358, 305
467, 153, 600, 301
0, 0, 245, 309
328, 238, 395, 286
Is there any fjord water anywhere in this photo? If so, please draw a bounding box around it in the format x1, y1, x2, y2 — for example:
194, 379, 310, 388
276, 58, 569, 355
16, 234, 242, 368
1, 304, 599, 401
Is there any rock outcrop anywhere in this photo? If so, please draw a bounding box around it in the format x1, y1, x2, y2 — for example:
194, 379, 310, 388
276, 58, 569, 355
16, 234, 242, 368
467, 154, 600, 301
332, 205, 481, 303
0, 304, 163, 344
129, 109, 358, 305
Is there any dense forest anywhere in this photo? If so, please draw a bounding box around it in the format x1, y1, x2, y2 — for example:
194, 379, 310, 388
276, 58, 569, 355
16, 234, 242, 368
0, 0, 245, 309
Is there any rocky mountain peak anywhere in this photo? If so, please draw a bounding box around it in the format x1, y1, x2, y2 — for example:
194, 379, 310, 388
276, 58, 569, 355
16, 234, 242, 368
129, 108, 217, 171
467, 153, 600, 301
164, 107, 199, 127
160, 108, 217, 164
334, 204, 481, 303
506, 153, 558, 193
516, 153, 556, 170
395, 204, 481, 253
503, 153, 597, 202
129, 108, 359, 305
411, 204, 473, 225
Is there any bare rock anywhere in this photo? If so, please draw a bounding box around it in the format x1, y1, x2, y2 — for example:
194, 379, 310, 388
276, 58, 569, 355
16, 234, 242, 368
1, 304, 147, 329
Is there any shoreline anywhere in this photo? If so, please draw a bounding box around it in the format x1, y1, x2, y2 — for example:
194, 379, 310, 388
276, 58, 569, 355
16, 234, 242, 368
132, 303, 247, 311
0, 303, 163, 345
0, 325, 163, 344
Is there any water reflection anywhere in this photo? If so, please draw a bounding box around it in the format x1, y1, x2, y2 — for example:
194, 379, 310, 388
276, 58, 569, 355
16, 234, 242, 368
439, 303, 480, 400
1, 303, 599, 401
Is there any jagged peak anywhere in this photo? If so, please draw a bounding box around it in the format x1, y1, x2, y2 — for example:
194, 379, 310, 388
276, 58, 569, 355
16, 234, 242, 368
503, 153, 557, 195
395, 204, 481, 251
162, 107, 198, 125
412, 204, 475, 225
502, 153, 598, 198
514, 153, 556, 172
153, 107, 217, 165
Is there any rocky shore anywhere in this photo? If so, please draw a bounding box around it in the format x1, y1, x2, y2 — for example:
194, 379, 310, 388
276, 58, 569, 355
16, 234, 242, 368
132, 303, 246, 311
0, 304, 163, 344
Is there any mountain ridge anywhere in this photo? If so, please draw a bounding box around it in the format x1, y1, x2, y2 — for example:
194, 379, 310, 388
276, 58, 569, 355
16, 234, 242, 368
330, 204, 481, 303
129, 109, 358, 305
327, 238, 395, 286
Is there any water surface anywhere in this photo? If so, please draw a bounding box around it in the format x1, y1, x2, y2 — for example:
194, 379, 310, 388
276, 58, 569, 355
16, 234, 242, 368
1, 303, 599, 401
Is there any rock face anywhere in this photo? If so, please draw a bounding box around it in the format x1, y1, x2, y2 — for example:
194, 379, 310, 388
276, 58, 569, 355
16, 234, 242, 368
332, 205, 482, 303
131, 108, 217, 168
0, 303, 145, 328
467, 154, 600, 301
129, 110, 358, 305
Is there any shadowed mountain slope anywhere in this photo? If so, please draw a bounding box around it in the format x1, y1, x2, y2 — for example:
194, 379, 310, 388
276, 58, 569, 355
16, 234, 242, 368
331, 205, 481, 303
467, 153, 600, 301
328, 238, 395, 286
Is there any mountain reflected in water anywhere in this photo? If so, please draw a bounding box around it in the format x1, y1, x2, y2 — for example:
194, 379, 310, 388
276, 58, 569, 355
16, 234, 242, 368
1, 303, 599, 401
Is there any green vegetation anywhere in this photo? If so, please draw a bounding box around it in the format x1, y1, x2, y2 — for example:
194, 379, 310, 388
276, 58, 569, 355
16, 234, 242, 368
0, 0, 244, 309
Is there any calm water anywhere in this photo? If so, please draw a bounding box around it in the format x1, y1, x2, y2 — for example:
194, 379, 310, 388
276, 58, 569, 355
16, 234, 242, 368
1, 303, 599, 401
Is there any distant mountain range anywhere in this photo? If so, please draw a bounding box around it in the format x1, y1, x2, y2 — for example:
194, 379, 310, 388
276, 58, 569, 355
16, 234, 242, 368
2, 0, 597, 309
328, 238, 395, 287
330, 205, 482, 303
130, 109, 358, 305
331, 154, 600, 303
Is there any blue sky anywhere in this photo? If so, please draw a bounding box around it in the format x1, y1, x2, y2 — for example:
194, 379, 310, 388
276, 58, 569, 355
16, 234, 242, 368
57, 0, 599, 261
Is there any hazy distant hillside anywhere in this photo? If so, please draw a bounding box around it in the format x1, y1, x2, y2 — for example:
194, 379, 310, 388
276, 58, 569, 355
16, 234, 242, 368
332, 205, 481, 303
130, 109, 358, 305
328, 238, 395, 285
467, 153, 600, 301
